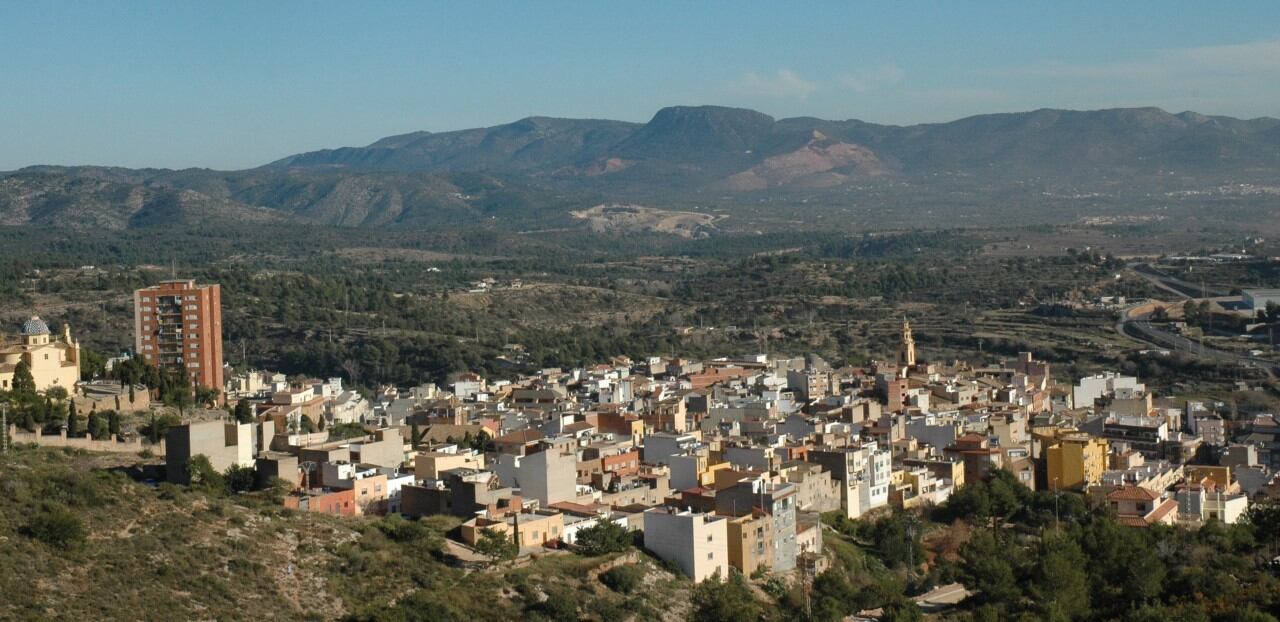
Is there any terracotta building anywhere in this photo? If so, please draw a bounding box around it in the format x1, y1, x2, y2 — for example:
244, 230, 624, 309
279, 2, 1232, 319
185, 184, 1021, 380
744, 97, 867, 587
133, 280, 223, 395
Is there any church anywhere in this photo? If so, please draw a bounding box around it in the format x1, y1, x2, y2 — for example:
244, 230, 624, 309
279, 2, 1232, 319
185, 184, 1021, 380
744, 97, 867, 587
0, 316, 81, 393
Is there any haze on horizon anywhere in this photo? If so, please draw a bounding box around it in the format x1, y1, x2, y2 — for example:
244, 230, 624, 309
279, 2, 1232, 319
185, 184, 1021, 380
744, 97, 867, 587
3, 1, 1280, 171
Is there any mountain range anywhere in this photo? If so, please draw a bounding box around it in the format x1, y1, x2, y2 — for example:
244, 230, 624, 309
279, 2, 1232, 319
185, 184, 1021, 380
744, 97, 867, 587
3, 105, 1279, 230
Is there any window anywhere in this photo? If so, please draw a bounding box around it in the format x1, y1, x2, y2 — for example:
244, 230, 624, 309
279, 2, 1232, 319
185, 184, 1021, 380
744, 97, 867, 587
707, 552, 714, 560
707, 534, 713, 542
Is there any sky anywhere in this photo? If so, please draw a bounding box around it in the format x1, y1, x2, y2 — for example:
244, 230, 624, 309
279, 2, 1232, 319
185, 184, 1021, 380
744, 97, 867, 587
3, 2, 1280, 170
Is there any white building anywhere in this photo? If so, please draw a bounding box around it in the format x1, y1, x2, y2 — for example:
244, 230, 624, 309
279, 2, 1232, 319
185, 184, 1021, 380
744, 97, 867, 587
1073, 372, 1144, 410
1176, 484, 1248, 524
642, 508, 729, 582
1243, 288, 1280, 315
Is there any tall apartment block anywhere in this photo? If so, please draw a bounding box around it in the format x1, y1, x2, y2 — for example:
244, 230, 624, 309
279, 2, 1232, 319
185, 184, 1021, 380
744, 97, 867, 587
134, 279, 224, 395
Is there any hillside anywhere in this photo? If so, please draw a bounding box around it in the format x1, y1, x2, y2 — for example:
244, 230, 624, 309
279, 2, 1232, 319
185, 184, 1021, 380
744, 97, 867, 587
0, 447, 693, 621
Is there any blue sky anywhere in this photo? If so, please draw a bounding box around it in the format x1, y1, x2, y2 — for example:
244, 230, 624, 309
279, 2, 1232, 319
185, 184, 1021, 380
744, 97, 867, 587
3, 2, 1279, 170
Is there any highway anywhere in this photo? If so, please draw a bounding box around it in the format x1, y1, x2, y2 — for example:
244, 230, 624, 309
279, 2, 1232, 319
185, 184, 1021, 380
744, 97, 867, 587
1118, 263, 1277, 375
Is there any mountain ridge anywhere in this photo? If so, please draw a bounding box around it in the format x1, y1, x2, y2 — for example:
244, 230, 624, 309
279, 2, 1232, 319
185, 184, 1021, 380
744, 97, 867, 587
4, 105, 1279, 231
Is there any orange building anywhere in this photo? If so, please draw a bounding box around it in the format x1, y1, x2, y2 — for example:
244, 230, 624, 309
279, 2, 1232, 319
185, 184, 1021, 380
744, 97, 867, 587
133, 279, 224, 396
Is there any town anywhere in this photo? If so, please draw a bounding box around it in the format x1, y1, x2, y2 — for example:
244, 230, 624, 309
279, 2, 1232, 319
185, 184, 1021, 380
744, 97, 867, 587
4, 276, 1279, 620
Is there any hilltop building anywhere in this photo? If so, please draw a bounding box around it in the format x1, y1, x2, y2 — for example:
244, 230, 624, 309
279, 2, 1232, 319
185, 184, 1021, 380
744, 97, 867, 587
0, 316, 80, 392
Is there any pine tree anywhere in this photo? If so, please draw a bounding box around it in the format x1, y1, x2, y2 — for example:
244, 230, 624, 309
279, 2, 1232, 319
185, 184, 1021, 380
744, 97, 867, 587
66, 400, 78, 436
87, 410, 105, 440
108, 410, 121, 437
12, 361, 36, 395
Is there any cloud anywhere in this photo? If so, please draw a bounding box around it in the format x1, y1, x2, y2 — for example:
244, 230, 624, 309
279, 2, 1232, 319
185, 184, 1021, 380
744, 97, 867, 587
839, 65, 904, 92
1022, 39, 1280, 80
991, 39, 1280, 117
732, 69, 816, 99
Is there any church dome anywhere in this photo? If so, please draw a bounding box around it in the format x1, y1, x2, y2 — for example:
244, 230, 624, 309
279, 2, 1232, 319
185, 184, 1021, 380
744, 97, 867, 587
21, 316, 51, 336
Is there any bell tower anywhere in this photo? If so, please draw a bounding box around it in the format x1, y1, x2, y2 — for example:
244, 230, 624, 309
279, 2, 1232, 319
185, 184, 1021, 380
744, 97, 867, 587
899, 318, 916, 369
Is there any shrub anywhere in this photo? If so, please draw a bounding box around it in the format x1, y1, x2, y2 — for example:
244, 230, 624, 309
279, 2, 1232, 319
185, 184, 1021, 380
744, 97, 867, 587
599, 563, 644, 594
25, 503, 87, 549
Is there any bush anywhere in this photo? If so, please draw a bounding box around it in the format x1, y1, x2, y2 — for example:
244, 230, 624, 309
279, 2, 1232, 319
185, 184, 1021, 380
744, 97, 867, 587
599, 563, 644, 594
224, 464, 256, 493
25, 503, 87, 549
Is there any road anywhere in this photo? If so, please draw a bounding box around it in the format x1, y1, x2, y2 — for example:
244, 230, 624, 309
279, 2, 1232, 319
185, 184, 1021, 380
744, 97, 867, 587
1129, 262, 1229, 300
1117, 264, 1277, 375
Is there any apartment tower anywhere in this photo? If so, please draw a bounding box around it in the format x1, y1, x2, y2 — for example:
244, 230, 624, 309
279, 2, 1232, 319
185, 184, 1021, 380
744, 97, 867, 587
134, 279, 224, 395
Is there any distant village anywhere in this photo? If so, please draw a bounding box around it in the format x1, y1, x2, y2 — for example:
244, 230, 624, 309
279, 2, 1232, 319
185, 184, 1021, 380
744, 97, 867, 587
3, 278, 1280, 584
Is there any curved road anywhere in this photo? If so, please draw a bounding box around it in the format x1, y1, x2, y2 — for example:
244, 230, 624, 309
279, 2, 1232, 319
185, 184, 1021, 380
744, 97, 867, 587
1118, 263, 1276, 374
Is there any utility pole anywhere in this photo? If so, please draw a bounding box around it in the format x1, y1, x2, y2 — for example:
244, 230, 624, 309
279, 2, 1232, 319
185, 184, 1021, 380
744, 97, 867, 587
1053, 478, 1061, 533
1, 403, 8, 455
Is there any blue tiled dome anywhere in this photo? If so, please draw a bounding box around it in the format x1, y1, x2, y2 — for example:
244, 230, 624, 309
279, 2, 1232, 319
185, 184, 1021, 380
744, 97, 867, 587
21, 316, 50, 336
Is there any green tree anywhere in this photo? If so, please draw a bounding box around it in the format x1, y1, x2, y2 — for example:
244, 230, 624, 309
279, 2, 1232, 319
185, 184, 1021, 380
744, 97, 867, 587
1030, 533, 1090, 620
960, 530, 1022, 607
473, 527, 517, 564
690, 570, 767, 622
224, 464, 256, 493
233, 398, 254, 424
65, 399, 78, 436
107, 410, 121, 437
573, 519, 631, 556
12, 360, 36, 395
186, 454, 226, 493
87, 410, 109, 440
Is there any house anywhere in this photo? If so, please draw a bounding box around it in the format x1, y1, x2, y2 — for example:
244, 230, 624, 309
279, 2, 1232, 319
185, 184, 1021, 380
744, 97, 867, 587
460, 510, 565, 549
1105, 486, 1179, 527
165, 421, 254, 484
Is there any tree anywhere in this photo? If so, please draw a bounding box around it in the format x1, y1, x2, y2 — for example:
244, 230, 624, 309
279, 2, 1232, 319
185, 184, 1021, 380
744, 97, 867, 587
87, 410, 109, 440
300, 414, 317, 434
12, 361, 36, 395
473, 527, 517, 564
65, 399, 78, 436
46, 386, 69, 401
960, 530, 1021, 607
573, 519, 631, 556
1245, 502, 1280, 555
186, 454, 225, 492
107, 410, 121, 437
224, 465, 256, 493
233, 398, 254, 424
690, 571, 767, 622
469, 430, 492, 453
1030, 533, 1090, 620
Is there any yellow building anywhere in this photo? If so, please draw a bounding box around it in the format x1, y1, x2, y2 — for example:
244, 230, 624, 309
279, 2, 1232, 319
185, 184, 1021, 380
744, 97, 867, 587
726, 512, 773, 576
0, 316, 80, 393
1046, 432, 1108, 490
